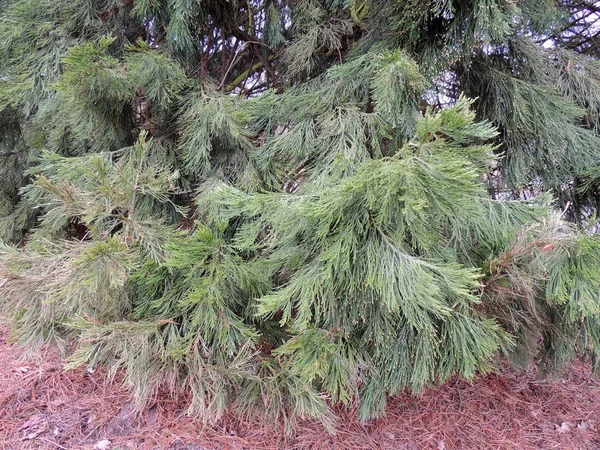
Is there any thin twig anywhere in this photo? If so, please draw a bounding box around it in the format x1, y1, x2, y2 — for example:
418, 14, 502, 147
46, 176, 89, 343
35, 437, 70, 450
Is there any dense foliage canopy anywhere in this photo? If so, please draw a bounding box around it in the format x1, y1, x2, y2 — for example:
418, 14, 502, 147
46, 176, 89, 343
1, 0, 600, 428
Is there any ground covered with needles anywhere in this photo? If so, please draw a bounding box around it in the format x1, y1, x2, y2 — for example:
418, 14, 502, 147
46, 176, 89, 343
1, 325, 600, 450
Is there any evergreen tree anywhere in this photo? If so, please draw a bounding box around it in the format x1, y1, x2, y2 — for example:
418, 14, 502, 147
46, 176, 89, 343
1, 0, 600, 428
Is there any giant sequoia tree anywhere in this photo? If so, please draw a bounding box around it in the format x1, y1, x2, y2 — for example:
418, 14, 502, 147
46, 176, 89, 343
1, 0, 600, 428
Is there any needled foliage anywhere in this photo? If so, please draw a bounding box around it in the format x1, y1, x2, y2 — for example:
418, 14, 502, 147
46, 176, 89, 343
1, 0, 600, 431
482, 217, 600, 374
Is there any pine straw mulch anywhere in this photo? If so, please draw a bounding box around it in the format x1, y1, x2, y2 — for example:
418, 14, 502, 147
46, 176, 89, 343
1, 324, 600, 450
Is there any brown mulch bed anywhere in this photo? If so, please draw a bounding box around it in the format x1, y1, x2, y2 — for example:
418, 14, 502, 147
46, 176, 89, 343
1, 324, 599, 449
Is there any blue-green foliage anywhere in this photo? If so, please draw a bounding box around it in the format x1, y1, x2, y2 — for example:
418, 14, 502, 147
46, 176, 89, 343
0, 0, 600, 432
